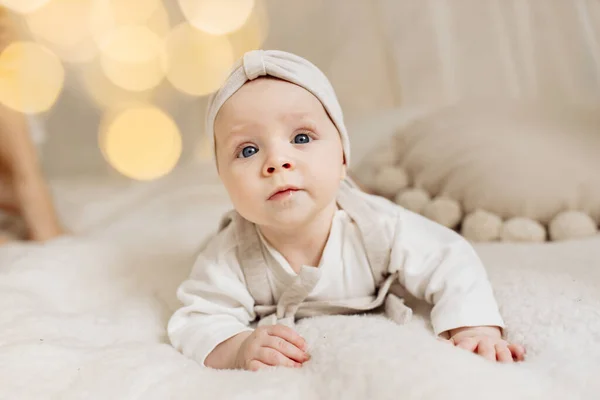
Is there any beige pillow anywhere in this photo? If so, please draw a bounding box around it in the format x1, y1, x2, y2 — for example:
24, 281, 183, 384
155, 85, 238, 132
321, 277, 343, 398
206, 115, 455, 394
354, 102, 600, 242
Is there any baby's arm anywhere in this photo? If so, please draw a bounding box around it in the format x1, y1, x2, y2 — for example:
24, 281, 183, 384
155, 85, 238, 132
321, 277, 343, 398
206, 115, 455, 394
167, 249, 255, 368
168, 233, 309, 370
389, 208, 525, 361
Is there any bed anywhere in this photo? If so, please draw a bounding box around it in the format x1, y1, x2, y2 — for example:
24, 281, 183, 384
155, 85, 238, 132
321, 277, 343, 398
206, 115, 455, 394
1, 158, 598, 400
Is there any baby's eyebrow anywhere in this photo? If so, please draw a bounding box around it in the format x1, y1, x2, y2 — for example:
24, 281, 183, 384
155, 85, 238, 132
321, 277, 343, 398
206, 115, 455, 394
221, 122, 261, 147
281, 111, 312, 122
281, 113, 318, 128
229, 121, 262, 134
220, 113, 319, 147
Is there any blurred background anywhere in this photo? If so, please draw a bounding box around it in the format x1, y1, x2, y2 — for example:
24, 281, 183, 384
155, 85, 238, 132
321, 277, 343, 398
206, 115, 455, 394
1, 0, 599, 182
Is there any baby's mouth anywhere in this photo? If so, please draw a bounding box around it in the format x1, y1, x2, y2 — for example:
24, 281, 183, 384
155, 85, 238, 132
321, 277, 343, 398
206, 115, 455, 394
268, 186, 300, 201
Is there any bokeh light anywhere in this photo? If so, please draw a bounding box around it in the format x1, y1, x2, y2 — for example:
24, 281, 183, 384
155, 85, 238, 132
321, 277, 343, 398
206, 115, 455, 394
24, 0, 170, 63
99, 25, 165, 92
105, 0, 160, 26
78, 57, 155, 110
178, 0, 254, 35
2, 0, 272, 178
0, 0, 51, 15
90, 0, 170, 49
25, 0, 97, 63
100, 106, 182, 180
0, 41, 64, 113
164, 22, 235, 96
227, 0, 269, 59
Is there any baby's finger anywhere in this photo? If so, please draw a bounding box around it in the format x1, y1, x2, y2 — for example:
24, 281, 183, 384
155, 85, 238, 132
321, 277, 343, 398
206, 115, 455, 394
248, 360, 270, 371
258, 347, 302, 368
268, 324, 307, 350
455, 337, 478, 352
476, 339, 497, 361
265, 335, 310, 363
495, 343, 513, 363
508, 343, 527, 361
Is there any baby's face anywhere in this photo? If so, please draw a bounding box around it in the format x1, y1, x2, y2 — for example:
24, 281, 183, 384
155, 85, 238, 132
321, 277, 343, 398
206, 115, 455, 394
214, 78, 346, 230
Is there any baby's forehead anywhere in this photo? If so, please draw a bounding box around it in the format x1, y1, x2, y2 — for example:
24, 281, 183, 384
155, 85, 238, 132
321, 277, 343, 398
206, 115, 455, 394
215, 77, 326, 127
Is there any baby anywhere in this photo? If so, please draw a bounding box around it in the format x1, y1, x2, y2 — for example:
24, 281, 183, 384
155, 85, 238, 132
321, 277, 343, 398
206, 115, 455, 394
168, 50, 526, 371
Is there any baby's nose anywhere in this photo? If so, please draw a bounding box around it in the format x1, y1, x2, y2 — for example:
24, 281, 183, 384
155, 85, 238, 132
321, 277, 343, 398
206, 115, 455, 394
264, 159, 294, 175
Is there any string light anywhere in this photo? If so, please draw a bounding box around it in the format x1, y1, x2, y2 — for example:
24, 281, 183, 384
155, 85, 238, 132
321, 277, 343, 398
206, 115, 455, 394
0, 0, 51, 15
78, 57, 155, 109
2, 0, 271, 178
100, 106, 182, 180
178, 0, 254, 35
0, 41, 64, 113
99, 25, 165, 92
90, 0, 170, 49
163, 22, 235, 96
25, 0, 98, 63
227, 0, 269, 59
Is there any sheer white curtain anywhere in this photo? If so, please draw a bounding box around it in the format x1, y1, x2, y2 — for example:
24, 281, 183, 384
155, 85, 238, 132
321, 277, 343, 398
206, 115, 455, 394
376, 0, 600, 107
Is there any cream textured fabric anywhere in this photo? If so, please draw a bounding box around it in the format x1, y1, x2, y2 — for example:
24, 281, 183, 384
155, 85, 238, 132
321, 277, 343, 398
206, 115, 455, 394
205, 49, 352, 166
358, 101, 600, 242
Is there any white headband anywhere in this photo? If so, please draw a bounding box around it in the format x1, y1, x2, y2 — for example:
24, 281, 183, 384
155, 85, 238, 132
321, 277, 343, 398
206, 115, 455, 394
205, 49, 351, 166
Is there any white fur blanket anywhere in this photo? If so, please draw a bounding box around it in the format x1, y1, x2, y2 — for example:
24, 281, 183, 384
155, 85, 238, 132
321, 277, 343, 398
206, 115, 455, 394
1, 167, 599, 400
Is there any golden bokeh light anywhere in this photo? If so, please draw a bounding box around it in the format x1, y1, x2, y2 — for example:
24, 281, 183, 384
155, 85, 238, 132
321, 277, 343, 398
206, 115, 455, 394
106, 0, 160, 26
0, 41, 64, 113
78, 58, 155, 109
25, 0, 97, 62
90, 0, 170, 49
0, 0, 51, 15
227, 0, 269, 59
48, 37, 97, 64
164, 23, 234, 96
24, 0, 170, 63
100, 106, 182, 181
178, 0, 254, 35
99, 25, 165, 92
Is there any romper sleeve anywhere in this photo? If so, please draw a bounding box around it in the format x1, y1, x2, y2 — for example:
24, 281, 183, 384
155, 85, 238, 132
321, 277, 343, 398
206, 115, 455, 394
167, 226, 256, 366
388, 207, 505, 336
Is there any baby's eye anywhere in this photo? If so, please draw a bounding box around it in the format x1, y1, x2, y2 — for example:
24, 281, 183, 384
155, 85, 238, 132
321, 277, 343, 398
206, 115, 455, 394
238, 146, 258, 158
293, 133, 311, 144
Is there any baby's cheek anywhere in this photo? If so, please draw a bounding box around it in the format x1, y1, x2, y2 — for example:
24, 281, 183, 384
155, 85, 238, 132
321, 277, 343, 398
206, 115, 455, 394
312, 161, 343, 191
232, 183, 265, 217
232, 183, 258, 205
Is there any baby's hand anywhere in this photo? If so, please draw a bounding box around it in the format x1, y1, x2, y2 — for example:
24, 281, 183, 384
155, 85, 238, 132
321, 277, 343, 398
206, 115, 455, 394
442, 326, 526, 363
234, 325, 311, 371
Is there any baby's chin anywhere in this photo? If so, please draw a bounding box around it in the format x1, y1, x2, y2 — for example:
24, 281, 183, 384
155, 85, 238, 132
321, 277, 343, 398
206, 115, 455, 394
262, 210, 312, 231
243, 192, 320, 229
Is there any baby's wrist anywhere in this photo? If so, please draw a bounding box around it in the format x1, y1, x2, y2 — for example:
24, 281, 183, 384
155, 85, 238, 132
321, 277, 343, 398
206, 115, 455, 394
448, 325, 502, 339
231, 331, 254, 369
206, 331, 253, 370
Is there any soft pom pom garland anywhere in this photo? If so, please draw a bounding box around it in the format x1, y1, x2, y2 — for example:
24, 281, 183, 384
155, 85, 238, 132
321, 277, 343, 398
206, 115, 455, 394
356, 142, 600, 243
